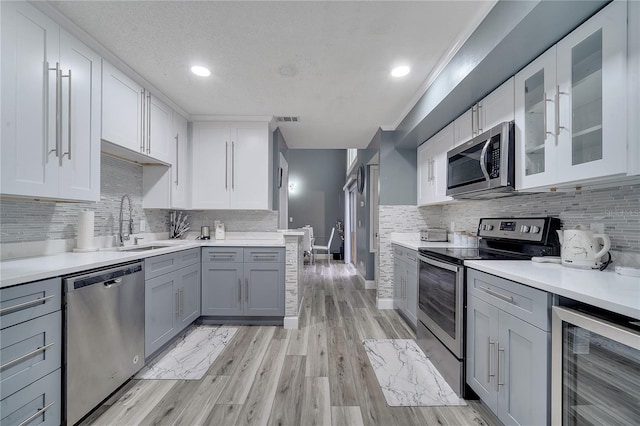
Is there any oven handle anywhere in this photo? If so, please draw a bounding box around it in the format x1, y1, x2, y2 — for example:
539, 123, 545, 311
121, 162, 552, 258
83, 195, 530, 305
418, 254, 463, 273
479, 138, 491, 182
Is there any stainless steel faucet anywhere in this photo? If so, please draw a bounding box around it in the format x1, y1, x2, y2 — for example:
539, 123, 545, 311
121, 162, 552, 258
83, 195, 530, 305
118, 194, 134, 246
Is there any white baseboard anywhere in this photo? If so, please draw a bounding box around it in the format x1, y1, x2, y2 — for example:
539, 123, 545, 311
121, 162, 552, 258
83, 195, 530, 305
377, 298, 394, 310
284, 316, 299, 329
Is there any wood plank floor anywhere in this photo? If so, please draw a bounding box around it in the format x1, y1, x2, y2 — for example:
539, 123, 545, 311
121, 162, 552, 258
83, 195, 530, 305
81, 261, 498, 426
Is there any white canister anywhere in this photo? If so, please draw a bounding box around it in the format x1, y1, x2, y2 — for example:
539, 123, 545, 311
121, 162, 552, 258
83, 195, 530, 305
76, 210, 96, 251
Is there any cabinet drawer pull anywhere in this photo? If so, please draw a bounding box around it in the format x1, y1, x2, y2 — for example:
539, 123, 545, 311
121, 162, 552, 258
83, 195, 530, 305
252, 255, 277, 260
210, 254, 235, 259
478, 286, 514, 303
0, 295, 55, 315
17, 402, 55, 426
0, 342, 55, 371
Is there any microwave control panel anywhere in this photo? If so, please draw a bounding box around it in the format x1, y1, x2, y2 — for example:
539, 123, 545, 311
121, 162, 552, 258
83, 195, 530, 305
488, 135, 501, 178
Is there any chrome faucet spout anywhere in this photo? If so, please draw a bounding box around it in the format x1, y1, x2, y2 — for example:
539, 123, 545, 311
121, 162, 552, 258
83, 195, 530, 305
118, 194, 134, 246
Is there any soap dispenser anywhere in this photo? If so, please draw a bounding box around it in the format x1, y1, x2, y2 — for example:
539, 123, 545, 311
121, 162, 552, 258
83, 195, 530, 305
215, 221, 226, 240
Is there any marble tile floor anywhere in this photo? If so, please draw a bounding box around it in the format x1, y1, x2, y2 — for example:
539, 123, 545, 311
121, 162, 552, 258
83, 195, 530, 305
80, 261, 498, 426
363, 339, 466, 407
135, 326, 237, 380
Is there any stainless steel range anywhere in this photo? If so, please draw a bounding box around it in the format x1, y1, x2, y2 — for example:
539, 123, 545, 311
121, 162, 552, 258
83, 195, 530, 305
416, 217, 561, 397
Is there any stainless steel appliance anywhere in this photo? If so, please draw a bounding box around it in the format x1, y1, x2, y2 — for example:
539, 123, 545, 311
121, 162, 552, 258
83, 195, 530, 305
417, 216, 561, 397
551, 305, 640, 425
446, 121, 515, 199
64, 262, 144, 425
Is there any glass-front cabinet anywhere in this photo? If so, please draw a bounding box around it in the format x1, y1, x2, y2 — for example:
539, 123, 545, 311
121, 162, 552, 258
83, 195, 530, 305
515, 1, 627, 190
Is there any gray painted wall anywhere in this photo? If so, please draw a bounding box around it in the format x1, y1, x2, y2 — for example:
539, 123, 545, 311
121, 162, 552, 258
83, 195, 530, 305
378, 130, 416, 206
288, 149, 346, 252
395, 0, 608, 148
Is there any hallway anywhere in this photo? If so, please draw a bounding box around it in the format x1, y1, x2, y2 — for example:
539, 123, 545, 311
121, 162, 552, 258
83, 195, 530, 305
82, 261, 497, 425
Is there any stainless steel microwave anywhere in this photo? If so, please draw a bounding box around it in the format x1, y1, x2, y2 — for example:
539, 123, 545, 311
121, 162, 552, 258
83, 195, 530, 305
446, 121, 515, 199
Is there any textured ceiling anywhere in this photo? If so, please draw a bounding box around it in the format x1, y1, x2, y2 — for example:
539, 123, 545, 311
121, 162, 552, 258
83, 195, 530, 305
50, 1, 495, 149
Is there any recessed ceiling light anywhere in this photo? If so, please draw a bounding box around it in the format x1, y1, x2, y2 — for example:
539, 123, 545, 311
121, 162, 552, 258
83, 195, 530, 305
391, 65, 410, 78
191, 65, 211, 77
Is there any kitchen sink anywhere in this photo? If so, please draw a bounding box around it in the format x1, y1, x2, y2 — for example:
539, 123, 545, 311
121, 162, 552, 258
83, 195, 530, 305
117, 244, 174, 252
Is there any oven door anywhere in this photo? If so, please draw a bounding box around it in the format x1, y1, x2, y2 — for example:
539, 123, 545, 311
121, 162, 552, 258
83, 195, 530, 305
551, 306, 640, 425
417, 254, 464, 358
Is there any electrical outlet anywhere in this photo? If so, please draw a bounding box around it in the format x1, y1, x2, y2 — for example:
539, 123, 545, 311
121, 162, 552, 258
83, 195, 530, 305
590, 223, 604, 233
140, 220, 146, 232
289, 217, 293, 223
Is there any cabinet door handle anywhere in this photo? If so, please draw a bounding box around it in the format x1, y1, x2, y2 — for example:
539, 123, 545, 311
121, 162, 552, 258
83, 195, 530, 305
487, 338, 495, 382
61, 69, 72, 161
175, 133, 179, 185
147, 92, 151, 154
0, 295, 55, 315
476, 103, 483, 134
478, 285, 514, 303
225, 141, 228, 190
543, 92, 554, 138
140, 90, 146, 153
471, 104, 476, 136
175, 290, 180, 319
179, 288, 184, 318
245, 278, 249, 303
231, 141, 235, 190
497, 345, 505, 388
17, 402, 55, 426
555, 85, 568, 137
238, 278, 242, 304
46, 62, 60, 159
0, 342, 55, 371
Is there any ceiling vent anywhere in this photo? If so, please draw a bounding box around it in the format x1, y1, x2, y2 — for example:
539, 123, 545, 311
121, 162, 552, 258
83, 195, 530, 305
275, 116, 300, 123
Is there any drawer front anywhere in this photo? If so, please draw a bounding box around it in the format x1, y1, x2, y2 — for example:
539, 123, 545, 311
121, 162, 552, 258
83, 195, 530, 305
177, 248, 200, 269
145, 252, 178, 279
202, 247, 244, 263
467, 269, 551, 331
404, 249, 418, 268
393, 245, 404, 260
0, 278, 61, 330
0, 312, 61, 400
244, 248, 284, 263
0, 369, 60, 426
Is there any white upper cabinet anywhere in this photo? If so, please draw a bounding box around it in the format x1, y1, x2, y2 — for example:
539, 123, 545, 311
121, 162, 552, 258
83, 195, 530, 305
148, 94, 173, 164
516, 1, 628, 190
453, 109, 474, 147
417, 123, 454, 206
171, 112, 190, 209
102, 61, 144, 153
191, 122, 272, 210
102, 61, 173, 165
478, 77, 515, 132
515, 47, 558, 189
453, 78, 515, 147
1, 2, 100, 202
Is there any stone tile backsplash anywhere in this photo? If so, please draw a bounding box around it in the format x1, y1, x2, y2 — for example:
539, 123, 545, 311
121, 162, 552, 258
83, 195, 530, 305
0, 155, 168, 243
0, 155, 279, 245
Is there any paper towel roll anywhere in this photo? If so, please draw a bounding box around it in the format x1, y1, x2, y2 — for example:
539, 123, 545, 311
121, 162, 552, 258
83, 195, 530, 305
77, 210, 95, 250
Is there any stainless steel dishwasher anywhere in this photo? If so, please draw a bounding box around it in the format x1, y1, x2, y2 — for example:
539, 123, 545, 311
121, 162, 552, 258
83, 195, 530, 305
64, 261, 144, 425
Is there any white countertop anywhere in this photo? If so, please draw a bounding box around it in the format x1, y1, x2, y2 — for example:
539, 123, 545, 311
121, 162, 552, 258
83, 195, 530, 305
0, 235, 285, 289
465, 260, 640, 320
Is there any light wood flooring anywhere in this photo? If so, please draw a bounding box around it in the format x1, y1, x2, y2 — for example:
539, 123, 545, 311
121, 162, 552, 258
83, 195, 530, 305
81, 261, 498, 426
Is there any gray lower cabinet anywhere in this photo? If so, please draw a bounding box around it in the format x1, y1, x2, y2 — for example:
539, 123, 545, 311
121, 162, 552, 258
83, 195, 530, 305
145, 249, 201, 358
201, 262, 244, 316
392, 245, 417, 327
202, 247, 284, 317
466, 269, 551, 426
0, 278, 62, 426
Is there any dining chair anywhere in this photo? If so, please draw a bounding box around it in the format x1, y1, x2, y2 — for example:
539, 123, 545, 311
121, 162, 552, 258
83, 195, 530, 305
312, 227, 335, 263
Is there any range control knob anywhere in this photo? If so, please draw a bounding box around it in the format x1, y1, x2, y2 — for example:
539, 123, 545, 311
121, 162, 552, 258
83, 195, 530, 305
485, 224, 494, 231
530, 225, 541, 234
520, 225, 531, 233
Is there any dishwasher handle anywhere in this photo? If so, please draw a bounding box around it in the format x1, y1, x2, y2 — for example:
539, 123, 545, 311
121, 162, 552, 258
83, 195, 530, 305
64, 262, 143, 292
